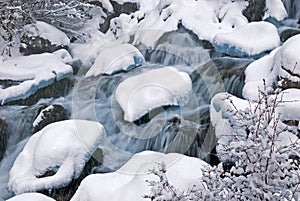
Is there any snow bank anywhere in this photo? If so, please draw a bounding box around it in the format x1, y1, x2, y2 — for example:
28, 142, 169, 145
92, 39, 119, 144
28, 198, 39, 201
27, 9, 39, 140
8, 120, 104, 194
115, 67, 192, 122
109, 0, 249, 47
71, 151, 208, 201
243, 35, 300, 100
85, 43, 144, 76
213, 22, 280, 57
23, 21, 70, 46
7, 193, 55, 201
0, 50, 73, 104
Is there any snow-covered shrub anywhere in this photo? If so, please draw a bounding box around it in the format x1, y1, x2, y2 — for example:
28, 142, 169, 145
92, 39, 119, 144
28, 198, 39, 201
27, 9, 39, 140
144, 84, 300, 200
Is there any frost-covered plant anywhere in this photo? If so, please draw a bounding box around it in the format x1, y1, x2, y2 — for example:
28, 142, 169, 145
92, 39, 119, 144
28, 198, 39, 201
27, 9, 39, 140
143, 162, 197, 201
144, 82, 300, 200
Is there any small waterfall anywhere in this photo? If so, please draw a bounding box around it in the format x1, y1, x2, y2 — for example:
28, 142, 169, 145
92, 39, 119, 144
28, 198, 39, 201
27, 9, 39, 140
282, 0, 300, 19
148, 30, 211, 66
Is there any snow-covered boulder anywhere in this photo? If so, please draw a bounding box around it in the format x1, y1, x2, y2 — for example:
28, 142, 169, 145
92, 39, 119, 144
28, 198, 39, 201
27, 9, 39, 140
213, 22, 280, 57
71, 151, 208, 201
85, 43, 144, 76
6, 193, 55, 201
21, 21, 70, 55
0, 50, 73, 104
115, 67, 192, 122
243, 34, 300, 101
8, 120, 105, 194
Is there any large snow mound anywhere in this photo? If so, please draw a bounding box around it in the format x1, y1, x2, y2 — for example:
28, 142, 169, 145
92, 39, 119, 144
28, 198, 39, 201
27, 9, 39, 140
115, 67, 192, 122
8, 120, 105, 194
0, 50, 73, 104
85, 43, 144, 76
213, 22, 280, 57
243, 34, 300, 100
71, 151, 208, 201
23, 21, 70, 46
6, 193, 55, 201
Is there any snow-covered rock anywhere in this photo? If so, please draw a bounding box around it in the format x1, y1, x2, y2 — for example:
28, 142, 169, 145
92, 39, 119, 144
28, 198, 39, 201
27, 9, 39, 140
8, 120, 105, 194
213, 22, 280, 57
109, 0, 249, 47
85, 43, 144, 76
23, 21, 70, 46
115, 67, 192, 122
6, 193, 55, 201
21, 21, 70, 55
71, 151, 208, 201
264, 0, 288, 20
0, 50, 73, 104
243, 34, 300, 100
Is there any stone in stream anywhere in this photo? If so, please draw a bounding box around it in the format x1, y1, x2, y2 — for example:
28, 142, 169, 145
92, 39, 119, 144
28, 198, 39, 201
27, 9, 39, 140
33, 104, 69, 133
0, 118, 8, 161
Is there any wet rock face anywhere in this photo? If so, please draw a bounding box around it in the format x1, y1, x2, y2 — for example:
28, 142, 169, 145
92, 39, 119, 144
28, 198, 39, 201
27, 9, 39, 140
280, 28, 300, 42
0, 118, 8, 161
242, 0, 266, 22
20, 35, 68, 55
33, 105, 69, 133
4, 78, 74, 106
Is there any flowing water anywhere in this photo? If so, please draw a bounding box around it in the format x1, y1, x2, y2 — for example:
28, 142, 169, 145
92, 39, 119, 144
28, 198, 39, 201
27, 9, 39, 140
0, 28, 270, 199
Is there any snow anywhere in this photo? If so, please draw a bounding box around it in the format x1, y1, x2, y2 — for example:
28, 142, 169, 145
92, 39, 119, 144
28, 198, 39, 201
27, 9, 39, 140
109, 0, 249, 48
23, 21, 70, 46
8, 120, 105, 194
243, 35, 300, 101
0, 50, 73, 104
115, 67, 192, 122
264, 0, 288, 20
71, 151, 208, 201
6, 193, 55, 201
85, 43, 144, 76
213, 22, 280, 57
32, 105, 54, 127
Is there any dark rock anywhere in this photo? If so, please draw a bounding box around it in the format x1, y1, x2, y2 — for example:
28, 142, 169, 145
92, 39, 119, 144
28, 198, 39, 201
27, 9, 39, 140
279, 77, 300, 90
20, 35, 68, 56
4, 78, 74, 106
242, 0, 266, 22
99, 1, 138, 33
0, 118, 8, 161
39, 149, 103, 201
33, 104, 69, 133
280, 28, 300, 42
0, 80, 23, 89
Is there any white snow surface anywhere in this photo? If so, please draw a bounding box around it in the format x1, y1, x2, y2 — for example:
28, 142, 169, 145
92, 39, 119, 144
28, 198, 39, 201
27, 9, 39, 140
85, 43, 144, 76
0, 50, 73, 104
109, 0, 249, 47
115, 67, 192, 122
213, 21, 280, 56
6, 193, 55, 201
8, 120, 105, 194
23, 21, 70, 46
264, 0, 288, 20
71, 151, 208, 201
243, 34, 300, 100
